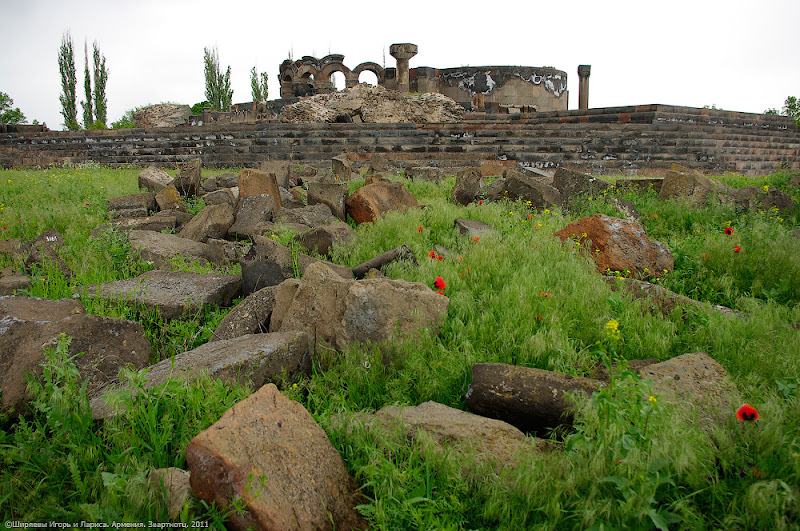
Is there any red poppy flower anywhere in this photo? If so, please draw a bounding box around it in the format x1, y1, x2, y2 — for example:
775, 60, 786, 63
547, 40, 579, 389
472, 236, 480, 242
84, 202, 89, 206
724, 227, 734, 236
434, 276, 446, 290
540, 291, 552, 298
478, 200, 483, 205
734, 245, 741, 253
417, 226, 423, 233
436, 290, 445, 295
527, 213, 533, 220
436, 255, 444, 261
1, 227, 5, 231
17, 218, 21, 223
736, 403, 759, 421
428, 251, 436, 259
702, 254, 708, 260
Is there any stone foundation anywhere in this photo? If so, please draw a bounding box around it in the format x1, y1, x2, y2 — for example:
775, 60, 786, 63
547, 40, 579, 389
1, 105, 797, 176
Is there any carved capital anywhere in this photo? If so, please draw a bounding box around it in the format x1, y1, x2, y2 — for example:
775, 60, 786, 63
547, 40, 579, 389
578, 65, 591, 79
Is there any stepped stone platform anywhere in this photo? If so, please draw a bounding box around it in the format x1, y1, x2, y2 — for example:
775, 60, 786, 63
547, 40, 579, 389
1, 105, 797, 176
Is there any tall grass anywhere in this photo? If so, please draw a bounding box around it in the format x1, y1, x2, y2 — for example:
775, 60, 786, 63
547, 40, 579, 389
1, 166, 800, 527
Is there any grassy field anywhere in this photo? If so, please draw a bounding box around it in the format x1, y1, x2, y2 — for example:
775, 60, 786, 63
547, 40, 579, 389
1, 165, 800, 528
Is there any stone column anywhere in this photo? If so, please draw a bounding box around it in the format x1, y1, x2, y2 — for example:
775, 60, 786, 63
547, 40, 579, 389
578, 65, 591, 110
390, 43, 418, 94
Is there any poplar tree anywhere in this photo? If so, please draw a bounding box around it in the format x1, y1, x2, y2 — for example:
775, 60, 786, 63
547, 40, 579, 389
204, 46, 233, 111
58, 32, 79, 130
93, 40, 108, 127
81, 41, 93, 128
250, 67, 268, 102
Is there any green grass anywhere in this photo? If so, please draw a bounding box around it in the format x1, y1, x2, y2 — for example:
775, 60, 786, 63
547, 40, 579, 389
2, 165, 800, 528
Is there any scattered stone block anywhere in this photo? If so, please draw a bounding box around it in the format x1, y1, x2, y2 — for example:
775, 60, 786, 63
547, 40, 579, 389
450, 168, 484, 206
552, 167, 612, 205
345, 181, 419, 224
202, 238, 250, 267
82, 270, 241, 321
138, 166, 174, 193
239, 236, 352, 296
210, 286, 277, 342
553, 214, 674, 280
454, 218, 498, 238
481, 173, 562, 209
293, 222, 356, 258
202, 187, 237, 208
0, 267, 30, 295
259, 161, 291, 189
307, 182, 348, 221
186, 383, 367, 531
155, 184, 187, 213
332, 154, 353, 179
128, 230, 208, 269
1, 296, 149, 417
179, 203, 234, 243
148, 468, 191, 521
106, 193, 156, 219
173, 159, 202, 197
238, 169, 282, 211
274, 203, 335, 229
406, 166, 444, 182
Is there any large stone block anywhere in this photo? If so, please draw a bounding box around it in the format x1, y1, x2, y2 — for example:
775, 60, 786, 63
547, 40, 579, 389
186, 383, 367, 530
345, 181, 419, 224
237, 169, 282, 210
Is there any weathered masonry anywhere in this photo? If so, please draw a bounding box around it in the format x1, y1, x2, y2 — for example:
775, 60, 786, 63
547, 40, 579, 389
2, 105, 797, 176
279, 43, 570, 113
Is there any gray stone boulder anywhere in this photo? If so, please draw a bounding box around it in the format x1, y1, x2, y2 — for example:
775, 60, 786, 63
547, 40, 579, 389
659, 172, 733, 206
332, 154, 353, 179
173, 159, 202, 197
465, 363, 604, 435
25, 234, 73, 281
552, 167, 612, 205
731, 186, 797, 217
481, 173, 562, 209
271, 261, 449, 353
293, 222, 356, 258
128, 230, 208, 269
239, 236, 352, 296
406, 166, 445, 182
202, 187, 238, 208
138, 166, 174, 193
369, 401, 546, 466
179, 203, 235, 243
106, 193, 157, 219
210, 286, 277, 342
91, 332, 311, 420
451, 168, 485, 206
92, 215, 177, 237
228, 194, 274, 240
308, 182, 348, 221
186, 383, 367, 531
1, 296, 150, 416
258, 161, 291, 189
202, 239, 250, 267
640, 352, 742, 429
454, 218, 498, 239
274, 203, 335, 229
214, 173, 240, 190
82, 270, 241, 321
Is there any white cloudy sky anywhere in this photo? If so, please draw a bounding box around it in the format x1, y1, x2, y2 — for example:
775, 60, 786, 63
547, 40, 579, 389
1, 0, 798, 130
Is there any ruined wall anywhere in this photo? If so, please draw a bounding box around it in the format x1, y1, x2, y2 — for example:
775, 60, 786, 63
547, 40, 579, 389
1, 106, 797, 176
435, 66, 568, 112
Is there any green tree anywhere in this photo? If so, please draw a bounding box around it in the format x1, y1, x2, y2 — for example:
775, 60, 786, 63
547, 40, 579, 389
203, 46, 233, 111
92, 40, 108, 128
58, 32, 79, 130
250, 67, 268, 102
765, 96, 799, 128
81, 41, 93, 128
0, 91, 26, 125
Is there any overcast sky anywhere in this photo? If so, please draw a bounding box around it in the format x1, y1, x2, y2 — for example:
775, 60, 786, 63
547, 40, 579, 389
1, 0, 798, 130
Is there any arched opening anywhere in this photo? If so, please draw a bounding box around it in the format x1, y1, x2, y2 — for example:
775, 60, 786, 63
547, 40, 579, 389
300, 71, 315, 82
358, 70, 379, 86
282, 73, 292, 83
330, 71, 346, 91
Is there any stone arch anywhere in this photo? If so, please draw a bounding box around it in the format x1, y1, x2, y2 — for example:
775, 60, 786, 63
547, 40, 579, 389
353, 62, 385, 85
295, 65, 318, 83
